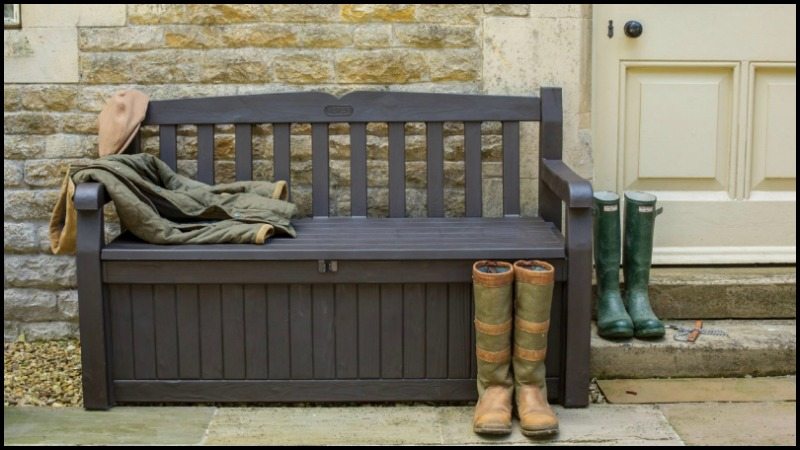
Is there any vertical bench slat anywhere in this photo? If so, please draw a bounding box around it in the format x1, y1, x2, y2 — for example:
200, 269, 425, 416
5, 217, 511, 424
153, 285, 178, 379
235, 124, 252, 181
502, 121, 521, 216
197, 124, 215, 184
312, 123, 329, 217
243, 285, 268, 379
357, 284, 381, 378
176, 285, 200, 379
128, 133, 141, 154
425, 283, 448, 378
380, 284, 403, 378
403, 284, 426, 378
221, 285, 245, 379
199, 284, 223, 379
334, 284, 359, 379
388, 122, 406, 218
159, 125, 177, 171
349, 122, 368, 217
312, 284, 336, 379
446, 283, 470, 378
110, 285, 134, 380
273, 123, 291, 187
539, 87, 563, 229
131, 285, 156, 379
266, 284, 291, 379
426, 122, 444, 217
289, 284, 313, 379
464, 121, 482, 217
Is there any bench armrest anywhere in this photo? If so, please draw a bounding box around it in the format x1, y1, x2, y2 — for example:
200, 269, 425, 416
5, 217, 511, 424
541, 159, 592, 208
75, 183, 110, 211
538, 158, 593, 408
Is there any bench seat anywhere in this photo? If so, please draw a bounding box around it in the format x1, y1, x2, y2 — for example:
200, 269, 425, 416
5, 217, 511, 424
102, 217, 565, 261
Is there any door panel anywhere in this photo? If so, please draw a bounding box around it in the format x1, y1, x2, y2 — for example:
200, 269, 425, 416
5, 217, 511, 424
624, 65, 735, 192
749, 64, 796, 194
593, 5, 796, 263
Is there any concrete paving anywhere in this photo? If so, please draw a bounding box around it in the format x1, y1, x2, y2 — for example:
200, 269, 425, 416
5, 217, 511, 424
591, 319, 797, 378
3, 406, 214, 445
4, 404, 684, 446
598, 376, 796, 404
3, 377, 796, 446
660, 402, 796, 446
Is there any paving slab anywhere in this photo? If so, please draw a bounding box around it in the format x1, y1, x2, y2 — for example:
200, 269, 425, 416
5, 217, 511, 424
3, 406, 214, 445
660, 402, 796, 446
207, 405, 684, 446
598, 376, 797, 404
205, 406, 444, 445
440, 404, 683, 446
591, 319, 796, 378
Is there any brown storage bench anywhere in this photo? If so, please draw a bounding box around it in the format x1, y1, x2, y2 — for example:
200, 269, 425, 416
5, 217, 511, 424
75, 88, 593, 409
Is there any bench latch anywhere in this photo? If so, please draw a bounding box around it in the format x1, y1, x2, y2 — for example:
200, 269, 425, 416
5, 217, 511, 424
318, 260, 338, 273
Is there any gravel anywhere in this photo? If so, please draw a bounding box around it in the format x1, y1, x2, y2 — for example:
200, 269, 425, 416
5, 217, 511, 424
4, 339, 83, 407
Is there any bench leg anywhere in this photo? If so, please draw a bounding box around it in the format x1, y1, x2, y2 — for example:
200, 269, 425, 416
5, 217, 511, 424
77, 207, 113, 410
562, 207, 592, 407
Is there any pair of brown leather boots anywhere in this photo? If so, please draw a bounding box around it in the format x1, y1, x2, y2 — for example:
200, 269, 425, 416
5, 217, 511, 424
472, 260, 558, 437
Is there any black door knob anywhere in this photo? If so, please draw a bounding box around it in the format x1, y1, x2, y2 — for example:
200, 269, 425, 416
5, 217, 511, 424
624, 20, 643, 38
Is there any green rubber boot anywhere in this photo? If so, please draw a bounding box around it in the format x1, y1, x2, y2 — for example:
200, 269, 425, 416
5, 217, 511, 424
623, 192, 665, 338
471, 260, 514, 435
593, 192, 634, 339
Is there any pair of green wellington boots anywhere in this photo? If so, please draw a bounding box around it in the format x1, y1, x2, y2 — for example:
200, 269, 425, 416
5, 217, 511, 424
594, 191, 664, 339
472, 260, 558, 438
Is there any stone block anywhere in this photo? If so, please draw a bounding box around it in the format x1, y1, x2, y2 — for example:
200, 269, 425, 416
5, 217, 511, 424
340, 4, 416, 22
427, 50, 480, 81
415, 4, 481, 24
4, 28, 79, 83
483, 4, 530, 16
4, 161, 24, 187
394, 24, 476, 48
4, 254, 77, 288
21, 4, 126, 27
79, 27, 164, 51
4, 222, 38, 253
17, 321, 79, 341
273, 54, 334, 84
353, 25, 392, 48
3, 288, 59, 321
4, 135, 46, 160
4, 190, 61, 220
336, 50, 426, 83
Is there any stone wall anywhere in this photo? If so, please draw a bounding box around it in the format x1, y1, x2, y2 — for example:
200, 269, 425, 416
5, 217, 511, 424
4, 4, 591, 340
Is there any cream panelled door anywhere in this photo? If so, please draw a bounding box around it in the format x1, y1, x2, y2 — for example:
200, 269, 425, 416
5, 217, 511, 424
593, 5, 796, 263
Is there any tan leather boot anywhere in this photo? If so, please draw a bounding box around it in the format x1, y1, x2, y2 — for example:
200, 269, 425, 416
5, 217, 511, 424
472, 260, 514, 435
513, 260, 559, 437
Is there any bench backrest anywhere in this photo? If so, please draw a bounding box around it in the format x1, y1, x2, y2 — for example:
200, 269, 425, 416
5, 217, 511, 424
136, 89, 563, 218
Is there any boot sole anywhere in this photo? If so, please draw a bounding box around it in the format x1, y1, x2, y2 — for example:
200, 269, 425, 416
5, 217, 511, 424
635, 328, 665, 339
521, 426, 559, 438
635, 332, 665, 339
598, 327, 634, 339
473, 425, 512, 435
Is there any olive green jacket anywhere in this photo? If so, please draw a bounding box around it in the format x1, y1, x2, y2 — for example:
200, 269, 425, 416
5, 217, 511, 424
50, 153, 296, 255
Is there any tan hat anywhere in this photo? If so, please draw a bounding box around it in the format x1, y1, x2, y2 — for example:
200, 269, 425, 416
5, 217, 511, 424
97, 90, 149, 157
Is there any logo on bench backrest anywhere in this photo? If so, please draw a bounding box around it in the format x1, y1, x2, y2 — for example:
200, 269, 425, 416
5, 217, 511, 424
324, 105, 354, 117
